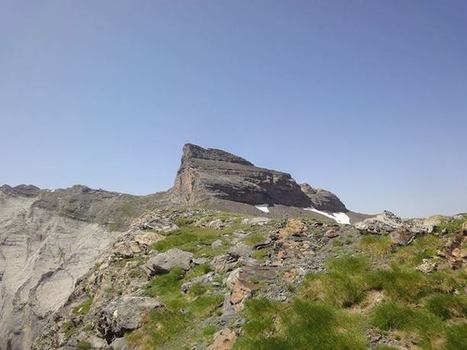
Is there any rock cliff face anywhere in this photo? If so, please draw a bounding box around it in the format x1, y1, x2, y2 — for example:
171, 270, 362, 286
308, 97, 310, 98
171, 144, 347, 212
0, 185, 162, 350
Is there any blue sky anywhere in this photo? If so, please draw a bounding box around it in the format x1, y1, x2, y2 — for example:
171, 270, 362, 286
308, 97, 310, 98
1, 0, 466, 217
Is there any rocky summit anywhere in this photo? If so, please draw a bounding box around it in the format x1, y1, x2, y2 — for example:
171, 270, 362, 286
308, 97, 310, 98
0, 144, 466, 350
171, 143, 347, 213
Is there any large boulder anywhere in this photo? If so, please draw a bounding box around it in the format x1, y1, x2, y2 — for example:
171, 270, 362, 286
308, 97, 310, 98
98, 296, 162, 343
143, 248, 193, 276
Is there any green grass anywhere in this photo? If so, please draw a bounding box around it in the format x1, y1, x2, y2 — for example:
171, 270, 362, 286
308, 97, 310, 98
77, 341, 92, 350
391, 234, 442, 267
433, 215, 466, 235
367, 266, 431, 303
134, 261, 223, 349
359, 235, 393, 257
145, 267, 186, 309
424, 293, 467, 320
444, 323, 467, 350
151, 225, 226, 257
72, 297, 93, 316
300, 255, 370, 307
235, 298, 367, 350
370, 301, 416, 331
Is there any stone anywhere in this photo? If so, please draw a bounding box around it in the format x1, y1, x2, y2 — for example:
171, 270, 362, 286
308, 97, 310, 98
355, 210, 403, 234
229, 243, 252, 258
212, 239, 223, 249
181, 272, 215, 293
98, 296, 162, 342
241, 217, 271, 226
143, 248, 193, 276
193, 257, 209, 265
211, 254, 238, 273
390, 230, 416, 246
86, 335, 108, 349
207, 328, 237, 350
112, 241, 142, 258
205, 219, 227, 229
133, 231, 165, 247
233, 230, 249, 238
325, 229, 339, 238
110, 337, 130, 350
416, 259, 437, 273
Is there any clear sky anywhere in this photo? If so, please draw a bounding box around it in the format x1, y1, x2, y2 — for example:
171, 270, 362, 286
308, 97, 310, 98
1, 0, 466, 217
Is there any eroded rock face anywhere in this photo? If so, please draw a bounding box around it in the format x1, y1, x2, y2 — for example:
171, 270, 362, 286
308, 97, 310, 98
0, 187, 118, 350
171, 144, 313, 207
300, 183, 347, 212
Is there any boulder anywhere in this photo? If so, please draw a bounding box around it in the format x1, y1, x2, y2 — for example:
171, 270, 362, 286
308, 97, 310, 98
143, 248, 193, 276
390, 229, 416, 246
211, 239, 223, 249
416, 259, 437, 273
98, 296, 162, 342
229, 243, 252, 258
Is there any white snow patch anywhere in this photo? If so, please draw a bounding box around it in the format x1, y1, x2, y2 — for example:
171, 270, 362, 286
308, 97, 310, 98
304, 208, 350, 225
255, 204, 270, 213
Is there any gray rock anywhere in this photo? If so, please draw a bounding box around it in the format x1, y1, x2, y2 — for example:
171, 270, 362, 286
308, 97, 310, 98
300, 183, 347, 212
416, 259, 437, 273
229, 243, 252, 258
0, 189, 119, 350
98, 296, 162, 342
241, 217, 271, 226
211, 239, 223, 249
181, 272, 215, 293
143, 248, 193, 276
110, 337, 130, 350
390, 229, 416, 246
355, 210, 404, 234
171, 144, 314, 207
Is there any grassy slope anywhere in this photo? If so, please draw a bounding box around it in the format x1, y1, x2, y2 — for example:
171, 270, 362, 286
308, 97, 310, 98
125, 212, 466, 350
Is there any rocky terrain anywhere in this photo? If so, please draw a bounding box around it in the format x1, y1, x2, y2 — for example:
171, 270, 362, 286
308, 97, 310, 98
0, 144, 465, 350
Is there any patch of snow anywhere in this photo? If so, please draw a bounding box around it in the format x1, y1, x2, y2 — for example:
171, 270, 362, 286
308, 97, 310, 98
255, 204, 270, 213
304, 208, 350, 225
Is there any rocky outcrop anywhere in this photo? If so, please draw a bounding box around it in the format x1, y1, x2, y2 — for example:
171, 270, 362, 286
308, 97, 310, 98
0, 185, 162, 349
171, 144, 347, 212
0, 187, 115, 349
142, 248, 194, 276
300, 183, 347, 212
98, 296, 163, 343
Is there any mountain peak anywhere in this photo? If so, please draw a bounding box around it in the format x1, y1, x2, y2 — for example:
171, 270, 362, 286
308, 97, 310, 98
181, 143, 254, 166
172, 144, 347, 212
